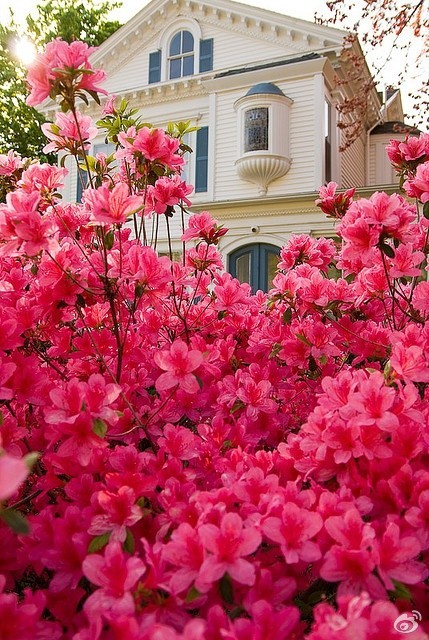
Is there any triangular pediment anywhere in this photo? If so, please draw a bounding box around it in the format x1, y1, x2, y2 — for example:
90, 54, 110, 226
92, 0, 347, 85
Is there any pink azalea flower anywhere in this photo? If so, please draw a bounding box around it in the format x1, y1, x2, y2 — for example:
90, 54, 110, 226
26, 38, 106, 107
0, 452, 29, 501
181, 211, 228, 244
412, 280, 429, 312
41, 111, 97, 153
19, 163, 68, 199
144, 175, 193, 216
158, 423, 199, 460
154, 340, 203, 394
236, 376, 277, 420
162, 522, 207, 593
186, 244, 223, 271
390, 243, 424, 278
374, 521, 427, 591
133, 127, 184, 170
261, 502, 322, 564
398, 135, 429, 162
89, 486, 143, 542
315, 182, 355, 218
390, 344, 429, 383
102, 94, 117, 115
82, 542, 145, 618
0, 357, 16, 400
85, 183, 144, 225
0, 151, 22, 176
404, 161, 429, 203
229, 600, 300, 639
0, 189, 59, 256
197, 512, 261, 590
347, 371, 400, 432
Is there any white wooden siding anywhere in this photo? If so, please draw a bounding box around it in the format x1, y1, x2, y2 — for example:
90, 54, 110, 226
214, 78, 318, 201
199, 23, 296, 72
102, 19, 296, 94
340, 131, 366, 188
369, 139, 376, 186
369, 135, 396, 186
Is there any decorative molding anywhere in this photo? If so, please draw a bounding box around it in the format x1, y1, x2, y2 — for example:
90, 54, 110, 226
235, 155, 291, 195
93, 0, 346, 79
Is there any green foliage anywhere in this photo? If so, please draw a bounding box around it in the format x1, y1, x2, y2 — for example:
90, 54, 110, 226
0, 508, 30, 535
0, 24, 49, 160
27, 0, 122, 48
0, 0, 122, 160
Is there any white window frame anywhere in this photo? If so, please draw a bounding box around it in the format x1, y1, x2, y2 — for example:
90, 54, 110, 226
158, 19, 202, 82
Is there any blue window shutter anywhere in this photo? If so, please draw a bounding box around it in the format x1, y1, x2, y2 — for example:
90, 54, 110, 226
149, 50, 161, 84
195, 126, 208, 193
199, 38, 213, 72
76, 169, 88, 202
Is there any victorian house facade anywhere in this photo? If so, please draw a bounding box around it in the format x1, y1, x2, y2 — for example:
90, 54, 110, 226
50, 0, 408, 291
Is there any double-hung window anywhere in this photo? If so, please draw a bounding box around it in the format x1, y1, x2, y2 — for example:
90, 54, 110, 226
148, 31, 213, 83
168, 30, 194, 79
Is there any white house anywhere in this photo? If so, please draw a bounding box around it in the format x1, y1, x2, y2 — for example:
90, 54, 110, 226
52, 0, 412, 292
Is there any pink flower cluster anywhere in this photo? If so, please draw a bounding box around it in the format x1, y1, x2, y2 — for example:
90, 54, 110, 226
26, 39, 106, 107
42, 110, 98, 154
0, 41, 428, 639
386, 133, 429, 205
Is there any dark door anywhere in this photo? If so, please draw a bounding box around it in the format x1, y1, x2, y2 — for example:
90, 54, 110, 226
229, 243, 279, 293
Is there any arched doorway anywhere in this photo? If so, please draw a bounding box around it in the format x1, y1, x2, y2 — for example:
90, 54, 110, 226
229, 243, 279, 293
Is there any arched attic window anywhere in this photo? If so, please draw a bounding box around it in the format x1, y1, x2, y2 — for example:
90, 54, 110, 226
168, 30, 194, 79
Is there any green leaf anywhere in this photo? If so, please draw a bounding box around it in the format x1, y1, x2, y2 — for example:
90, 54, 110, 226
221, 439, 233, 453
92, 418, 107, 438
308, 355, 318, 372
423, 202, 429, 220
379, 242, 395, 258
75, 293, 86, 309
88, 531, 111, 553
104, 230, 115, 250
185, 585, 201, 603
307, 590, 326, 605
389, 579, 412, 601
0, 509, 29, 535
282, 307, 292, 324
219, 573, 234, 604
123, 528, 135, 554
23, 452, 39, 471
269, 342, 282, 359
87, 89, 101, 105
231, 400, 245, 414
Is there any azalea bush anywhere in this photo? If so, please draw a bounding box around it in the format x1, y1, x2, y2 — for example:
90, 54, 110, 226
0, 38, 428, 639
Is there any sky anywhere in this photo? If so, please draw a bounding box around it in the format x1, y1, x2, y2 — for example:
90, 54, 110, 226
0, 0, 424, 123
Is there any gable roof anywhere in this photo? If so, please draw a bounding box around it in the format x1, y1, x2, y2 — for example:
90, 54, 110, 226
91, 0, 347, 72
215, 52, 320, 78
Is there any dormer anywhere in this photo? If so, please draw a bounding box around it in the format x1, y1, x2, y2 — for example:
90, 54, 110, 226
148, 18, 213, 84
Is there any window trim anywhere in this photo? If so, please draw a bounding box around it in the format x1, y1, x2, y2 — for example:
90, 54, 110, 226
229, 243, 280, 293
168, 30, 195, 80
323, 94, 337, 183
158, 19, 202, 82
